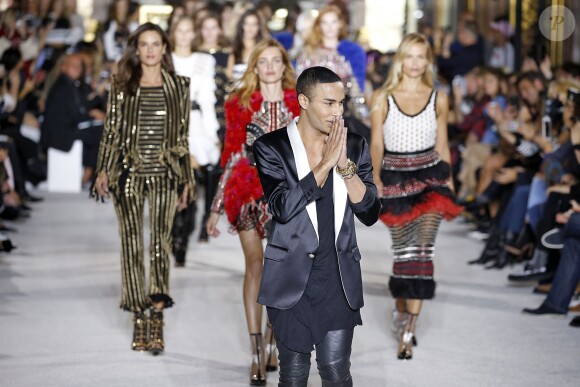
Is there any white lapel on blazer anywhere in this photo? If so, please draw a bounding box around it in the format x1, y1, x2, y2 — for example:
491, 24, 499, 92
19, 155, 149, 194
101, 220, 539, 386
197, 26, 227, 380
287, 118, 319, 242
333, 162, 348, 243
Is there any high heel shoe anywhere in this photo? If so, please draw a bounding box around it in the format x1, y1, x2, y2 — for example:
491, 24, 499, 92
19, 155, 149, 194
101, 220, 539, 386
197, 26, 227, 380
264, 324, 278, 372
397, 313, 418, 360
148, 309, 164, 355
250, 333, 266, 386
392, 310, 418, 347
131, 312, 148, 351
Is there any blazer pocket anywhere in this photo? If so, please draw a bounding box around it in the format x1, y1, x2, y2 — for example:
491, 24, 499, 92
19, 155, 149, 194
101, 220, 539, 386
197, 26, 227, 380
264, 244, 289, 262
352, 246, 362, 262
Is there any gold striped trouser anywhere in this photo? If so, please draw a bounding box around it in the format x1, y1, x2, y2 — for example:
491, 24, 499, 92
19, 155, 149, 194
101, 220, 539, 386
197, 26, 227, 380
112, 173, 178, 312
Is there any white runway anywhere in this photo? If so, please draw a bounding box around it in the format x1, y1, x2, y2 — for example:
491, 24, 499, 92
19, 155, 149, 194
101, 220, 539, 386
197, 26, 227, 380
1, 192, 579, 386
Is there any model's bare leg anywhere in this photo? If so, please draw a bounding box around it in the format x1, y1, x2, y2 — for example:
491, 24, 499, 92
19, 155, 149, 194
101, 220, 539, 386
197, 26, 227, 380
239, 229, 266, 384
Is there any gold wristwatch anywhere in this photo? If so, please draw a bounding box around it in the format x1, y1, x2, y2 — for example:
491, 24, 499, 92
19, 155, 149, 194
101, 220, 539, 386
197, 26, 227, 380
336, 159, 357, 179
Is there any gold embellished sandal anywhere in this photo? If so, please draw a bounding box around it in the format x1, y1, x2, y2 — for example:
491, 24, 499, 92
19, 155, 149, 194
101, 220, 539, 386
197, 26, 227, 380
132, 312, 148, 351
148, 309, 164, 355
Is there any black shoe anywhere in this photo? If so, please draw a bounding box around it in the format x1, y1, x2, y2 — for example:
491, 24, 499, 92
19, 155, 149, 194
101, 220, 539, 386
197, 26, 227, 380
173, 249, 186, 267
198, 226, 209, 243
485, 249, 515, 270
468, 228, 504, 265
23, 192, 44, 202
508, 265, 552, 282
0, 239, 16, 252
504, 224, 535, 259
0, 206, 20, 220
522, 304, 565, 315
570, 316, 580, 327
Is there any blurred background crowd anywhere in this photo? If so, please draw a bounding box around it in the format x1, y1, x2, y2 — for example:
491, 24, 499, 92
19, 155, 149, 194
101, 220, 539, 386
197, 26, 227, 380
1, 0, 580, 323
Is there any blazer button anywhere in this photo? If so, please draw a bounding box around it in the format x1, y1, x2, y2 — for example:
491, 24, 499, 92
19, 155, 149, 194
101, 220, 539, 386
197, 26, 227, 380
308, 253, 315, 259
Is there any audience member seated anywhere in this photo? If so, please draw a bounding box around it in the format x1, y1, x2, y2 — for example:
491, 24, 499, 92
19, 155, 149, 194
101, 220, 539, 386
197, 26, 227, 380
40, 53, 104, 186
435, 21, 485, 83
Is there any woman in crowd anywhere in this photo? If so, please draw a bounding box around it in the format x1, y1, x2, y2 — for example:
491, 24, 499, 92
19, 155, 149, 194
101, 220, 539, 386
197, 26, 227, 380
228, 8, 265, 83
169, 16, 219, 263
92, 23, 194, 355
193, 13, 232, 242
206, 38, 300, 385
295, 4, 369, 139
103, 0, 139, 62
370, 33, 462, 360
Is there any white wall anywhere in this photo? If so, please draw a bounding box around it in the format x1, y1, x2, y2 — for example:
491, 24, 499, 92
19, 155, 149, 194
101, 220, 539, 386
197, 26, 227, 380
365, 0, 406, 52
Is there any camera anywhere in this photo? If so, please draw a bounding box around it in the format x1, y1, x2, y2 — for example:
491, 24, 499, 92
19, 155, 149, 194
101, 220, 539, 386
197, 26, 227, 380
542, 97, 563, 138
452, 75, 467, 96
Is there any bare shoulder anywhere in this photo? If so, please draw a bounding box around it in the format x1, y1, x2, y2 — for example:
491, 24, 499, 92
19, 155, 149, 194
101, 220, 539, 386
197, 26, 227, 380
435, 90, 449, 108
435, 90, 449, 115
370, 89, 388, 114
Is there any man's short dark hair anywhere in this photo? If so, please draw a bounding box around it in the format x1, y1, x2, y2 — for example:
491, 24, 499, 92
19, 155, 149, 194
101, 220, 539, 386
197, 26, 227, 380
296, 66, 342, 100
516, 71, 545, 88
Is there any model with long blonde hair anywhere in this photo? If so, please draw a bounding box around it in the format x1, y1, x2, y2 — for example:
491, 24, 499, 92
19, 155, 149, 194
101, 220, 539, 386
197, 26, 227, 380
370, 33, 462, 360
206, 38, 300, 385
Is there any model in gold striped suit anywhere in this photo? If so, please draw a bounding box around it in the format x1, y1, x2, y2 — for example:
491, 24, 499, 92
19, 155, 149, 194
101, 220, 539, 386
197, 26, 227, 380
93, 23, 194, 355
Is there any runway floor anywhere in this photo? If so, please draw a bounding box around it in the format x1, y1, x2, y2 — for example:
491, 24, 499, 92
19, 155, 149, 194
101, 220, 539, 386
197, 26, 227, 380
1, 192, 579, 386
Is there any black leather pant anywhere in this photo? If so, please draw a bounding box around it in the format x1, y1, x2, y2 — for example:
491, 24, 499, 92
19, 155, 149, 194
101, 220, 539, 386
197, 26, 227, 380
277, 328, 354, 387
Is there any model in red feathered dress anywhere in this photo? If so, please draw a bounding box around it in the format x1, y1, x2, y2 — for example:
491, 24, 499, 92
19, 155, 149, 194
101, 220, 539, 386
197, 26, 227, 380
210, 87, 299, 236
206, 39, 300, 385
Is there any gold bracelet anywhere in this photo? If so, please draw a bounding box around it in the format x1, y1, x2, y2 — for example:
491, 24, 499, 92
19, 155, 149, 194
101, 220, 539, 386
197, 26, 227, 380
336, 159, 357, 179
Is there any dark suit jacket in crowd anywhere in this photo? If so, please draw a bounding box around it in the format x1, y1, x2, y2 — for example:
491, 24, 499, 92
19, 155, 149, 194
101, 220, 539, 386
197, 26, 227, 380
40, 74, 93, 152
253, 118, 381, 310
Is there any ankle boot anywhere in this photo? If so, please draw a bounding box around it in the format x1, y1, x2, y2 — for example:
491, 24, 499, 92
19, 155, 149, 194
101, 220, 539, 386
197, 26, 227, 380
249, 333, 266, 385
132, 312, 148, 351
397, 313, 418, 360
504, 224, 535, 259
468, 228, 504, 265
264, 323, 278, 372
198, 213, 210, 243
485, 231, 516, 269
148, 309, 164, 355
485, 249, 515, 269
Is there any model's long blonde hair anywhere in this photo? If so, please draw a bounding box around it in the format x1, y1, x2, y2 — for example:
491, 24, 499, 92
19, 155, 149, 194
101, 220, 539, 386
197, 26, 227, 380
234, 38, 296, 109
374, 33, 435, 111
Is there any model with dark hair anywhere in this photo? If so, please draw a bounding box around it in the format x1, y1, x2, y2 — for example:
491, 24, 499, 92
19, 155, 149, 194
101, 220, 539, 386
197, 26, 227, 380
228, 8, 266, 83
254, 65, 380, 386
169, 15, 219, 263
193, 13, 232, 242
206, 38, 299, 385
92, 22, 194, 355
370, 33, 462, 360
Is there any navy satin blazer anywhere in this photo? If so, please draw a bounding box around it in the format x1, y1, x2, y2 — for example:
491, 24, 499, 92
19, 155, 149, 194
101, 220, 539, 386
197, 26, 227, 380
253, 119, 381, 310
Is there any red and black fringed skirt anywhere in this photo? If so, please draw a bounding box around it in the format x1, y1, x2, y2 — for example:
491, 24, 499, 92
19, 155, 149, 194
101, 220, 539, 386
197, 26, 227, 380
223, 157, 271, 239
379, 147, 463, 300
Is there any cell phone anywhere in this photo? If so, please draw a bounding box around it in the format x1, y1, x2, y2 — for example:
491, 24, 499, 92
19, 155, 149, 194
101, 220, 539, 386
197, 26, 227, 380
542, 115, 552, 139
509, 95, 519, 107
